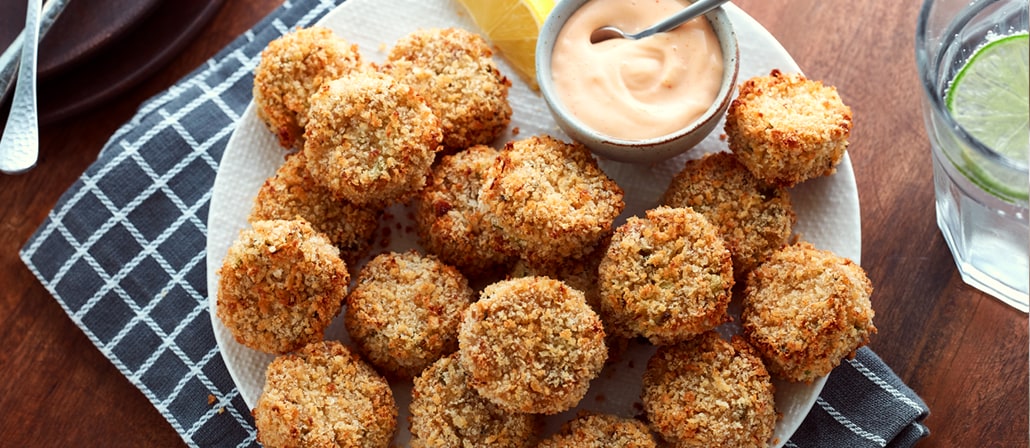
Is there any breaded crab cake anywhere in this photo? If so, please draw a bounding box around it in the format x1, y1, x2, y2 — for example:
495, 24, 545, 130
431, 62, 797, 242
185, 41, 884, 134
216, 219, 348, 354
642, 331, 776, 448
253, 341, 397, 448
598, 207, 733, 345
410, 354, 540, 448
344, 250, 473, 379
249, 152, 381, 266
660, 151, 796, 279
303, 71, 442, 206
384, 28, 512, 149
537, 412, 657, 448
458, 276, 607, 415
507, 239, 632, 358
253, 27, 366, 150
741, 241, 876, 383
724, 69, 853, 187
413, 145, 512, 276
479, 135, 624, 268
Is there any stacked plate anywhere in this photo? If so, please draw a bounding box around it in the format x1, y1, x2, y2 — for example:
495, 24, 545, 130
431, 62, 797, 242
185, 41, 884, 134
0, 0, 224, 123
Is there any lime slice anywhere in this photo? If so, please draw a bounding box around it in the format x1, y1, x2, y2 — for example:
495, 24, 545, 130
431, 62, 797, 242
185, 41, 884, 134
945, 32, 1030, 201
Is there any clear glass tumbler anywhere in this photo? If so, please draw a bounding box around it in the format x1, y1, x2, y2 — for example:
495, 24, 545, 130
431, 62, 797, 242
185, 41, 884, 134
916, 0, 1029, 311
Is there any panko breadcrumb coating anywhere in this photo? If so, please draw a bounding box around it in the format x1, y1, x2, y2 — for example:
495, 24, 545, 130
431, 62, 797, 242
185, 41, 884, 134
249, 152, 381, 266
479, 136, 624, 268
660, 151, 796, 278
458, 277, 607, 415
384, 28, 512, 149
741, 242, 876, 383
642, 332, 776, 448
253, 27, 366, 149
410, 354, 539, 448
598, 207, 733, 345
537, 412, 657, 448
304, 71, 442, 206
414, 145, 512, 276
216, 219, 348, 354
253, 341, 397, 448
507, 240, 631, 361
344, 250, 473, 379
724, 69, 853, 187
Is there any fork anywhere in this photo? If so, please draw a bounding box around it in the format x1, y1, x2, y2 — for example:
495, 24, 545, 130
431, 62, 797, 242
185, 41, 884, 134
0, 0, 43, 175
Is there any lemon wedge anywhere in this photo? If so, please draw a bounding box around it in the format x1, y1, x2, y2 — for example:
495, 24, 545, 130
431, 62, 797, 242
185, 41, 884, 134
456, 0, 555, 89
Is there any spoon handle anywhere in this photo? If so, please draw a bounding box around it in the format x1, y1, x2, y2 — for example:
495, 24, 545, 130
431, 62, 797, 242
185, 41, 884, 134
0, 0, 71, 104
0, 0, 43, 175
644, 0, 730, 37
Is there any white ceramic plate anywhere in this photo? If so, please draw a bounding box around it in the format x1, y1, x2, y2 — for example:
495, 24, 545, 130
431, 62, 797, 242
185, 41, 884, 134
206, 0, 862, 445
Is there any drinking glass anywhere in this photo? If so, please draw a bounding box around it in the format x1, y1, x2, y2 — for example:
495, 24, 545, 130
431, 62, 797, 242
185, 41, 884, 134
915, 0, 1029, 311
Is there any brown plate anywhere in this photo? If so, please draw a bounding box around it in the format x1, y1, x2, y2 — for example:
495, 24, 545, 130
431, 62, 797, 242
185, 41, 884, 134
1, 0, 163, 78
31, 0, 226, 123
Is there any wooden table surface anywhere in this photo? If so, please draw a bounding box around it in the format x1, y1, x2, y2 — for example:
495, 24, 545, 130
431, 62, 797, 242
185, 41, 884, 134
1, 0, 1026, 446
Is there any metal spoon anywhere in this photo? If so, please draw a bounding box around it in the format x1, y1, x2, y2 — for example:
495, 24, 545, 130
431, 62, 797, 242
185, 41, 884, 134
589, 0, 731, 44
0, 0, 43, 175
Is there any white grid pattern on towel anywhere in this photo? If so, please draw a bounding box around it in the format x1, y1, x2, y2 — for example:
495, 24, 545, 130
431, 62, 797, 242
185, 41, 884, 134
18, 1, 341, 446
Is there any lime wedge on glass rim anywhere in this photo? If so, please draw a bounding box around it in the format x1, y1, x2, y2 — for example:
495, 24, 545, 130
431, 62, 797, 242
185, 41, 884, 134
945, 32, 1030, 202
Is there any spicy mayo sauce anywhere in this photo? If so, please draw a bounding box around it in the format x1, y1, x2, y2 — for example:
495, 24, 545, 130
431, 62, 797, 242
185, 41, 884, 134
551, 0, 724, 140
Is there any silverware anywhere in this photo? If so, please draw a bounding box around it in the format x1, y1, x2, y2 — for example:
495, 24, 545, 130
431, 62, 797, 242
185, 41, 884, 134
589, 0, 731, 43
0, 0, 69, 104
0, 0, 44, 174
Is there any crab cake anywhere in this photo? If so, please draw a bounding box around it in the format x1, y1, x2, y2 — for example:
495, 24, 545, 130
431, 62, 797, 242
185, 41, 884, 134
724, 69, 853, 187
479, 136, 624, 269
253, 341, 397, 448
458, 276, 607, 415
384, 28, 512, 149
598, 207, 733, 345
249, 152, 381, 266
507, 243, 605, 314
508, 241, 632, 363
410, 354, 539, 448
537, 412, 657, 448
741, 242, 876, 383
413, 145, 512, 276
642, 332, 776, 448
304, 71, 443, 206
344, 250, 473, 379
253, 27, 366, 150
216, 219, 348, 354
660, 151, 796, 279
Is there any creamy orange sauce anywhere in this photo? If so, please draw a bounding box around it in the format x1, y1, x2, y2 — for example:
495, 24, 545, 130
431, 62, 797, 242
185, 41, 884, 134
551, 0, 724, 140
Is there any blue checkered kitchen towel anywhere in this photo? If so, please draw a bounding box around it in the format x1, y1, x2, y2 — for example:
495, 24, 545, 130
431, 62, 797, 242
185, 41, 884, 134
18, 0, 930, 447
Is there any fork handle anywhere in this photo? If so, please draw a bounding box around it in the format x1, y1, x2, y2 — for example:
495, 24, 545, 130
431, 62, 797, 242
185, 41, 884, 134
0, 0, 43, 175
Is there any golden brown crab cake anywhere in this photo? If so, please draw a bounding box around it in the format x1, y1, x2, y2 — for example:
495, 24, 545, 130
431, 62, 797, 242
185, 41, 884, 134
344, 250, 473, 379
458, 276, 607, 415
724, 69, 853, 187
479, 135, 624, 269
413, 145, 512, 276
506, 239, 631, 361
598, 207, 733, 345
641, 332, 776, 448
249, 152, 381, 266
660, 151, 796, 279
303, 71, 443, 206
384, 28, 512, 149
216, 219, 348, 354
253, 27, 366, 150
741, 241, 876, 383
537, 412, 658, 448
410, 354, 540, 448
253, 341, 397, 448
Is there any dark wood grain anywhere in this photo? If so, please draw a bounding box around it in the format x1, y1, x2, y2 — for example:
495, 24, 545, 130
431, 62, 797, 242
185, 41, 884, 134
0, 0, 1025, 447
